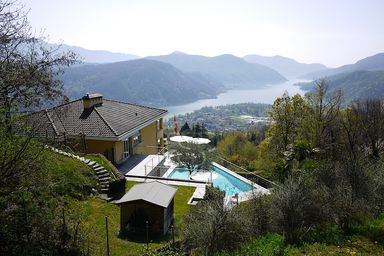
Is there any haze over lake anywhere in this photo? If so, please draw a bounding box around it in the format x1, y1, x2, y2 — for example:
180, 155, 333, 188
165, 79, 307, 118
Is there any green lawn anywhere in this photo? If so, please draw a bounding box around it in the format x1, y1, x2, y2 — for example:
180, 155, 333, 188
70, 183, 195, 256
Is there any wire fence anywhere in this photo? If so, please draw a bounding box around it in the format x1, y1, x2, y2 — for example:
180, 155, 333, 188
214, 155, 280, 189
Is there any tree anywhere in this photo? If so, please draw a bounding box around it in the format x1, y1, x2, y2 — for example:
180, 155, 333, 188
270, 174, 328, 243
179, 122, 192, 136
0, 115, 93, 255
169, 142, 211, 174
192, 122, 202, 137
0, 2, 87, 254
182, 187, 251, 255
0, 0, 78, 130
201, 123, 208, 138
302, 80, 342, 158
268, 92, 307, 155
217, 132, 258, 169
352, 99, 384, 159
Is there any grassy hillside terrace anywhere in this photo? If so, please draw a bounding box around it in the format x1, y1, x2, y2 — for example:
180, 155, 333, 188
47, 148, 195, 255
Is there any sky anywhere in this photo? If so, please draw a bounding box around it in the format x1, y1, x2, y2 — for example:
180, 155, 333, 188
22, 0, 384, 67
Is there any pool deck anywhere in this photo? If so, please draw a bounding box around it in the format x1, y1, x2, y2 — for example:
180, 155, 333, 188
119, 154, 165, 176
122, 155, 270, 206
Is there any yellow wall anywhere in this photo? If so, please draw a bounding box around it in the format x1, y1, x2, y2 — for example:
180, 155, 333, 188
132, 120, 165, 155
85, 119, 165, 162
114, 141, 124, 164
142, 121, 158, 155
85, 139, 125, 164
86, 140, 115, 161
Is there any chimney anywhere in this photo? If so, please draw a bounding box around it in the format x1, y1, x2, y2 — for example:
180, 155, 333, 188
82, 93, 103, 109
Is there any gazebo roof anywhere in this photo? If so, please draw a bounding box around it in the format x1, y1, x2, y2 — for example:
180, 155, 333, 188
116, 181, 177, 208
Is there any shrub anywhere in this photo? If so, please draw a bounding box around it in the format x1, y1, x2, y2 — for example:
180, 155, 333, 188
218, 233, 285, 256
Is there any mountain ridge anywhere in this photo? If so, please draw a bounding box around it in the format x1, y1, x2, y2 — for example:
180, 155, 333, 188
243, 54, 327, 78
61, 59, 225, 107
147, 52, 287, 89
47, 42, 140, 63
301, 52, 384, 79
297, 70, 384, 103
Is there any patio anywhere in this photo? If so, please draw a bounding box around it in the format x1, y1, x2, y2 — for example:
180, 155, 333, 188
117, 154, 165, 176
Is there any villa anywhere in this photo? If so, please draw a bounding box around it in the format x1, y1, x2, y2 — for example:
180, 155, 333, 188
30, 93, 167, 165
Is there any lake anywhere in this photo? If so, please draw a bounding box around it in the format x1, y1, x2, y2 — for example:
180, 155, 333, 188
165, 79, 307, 118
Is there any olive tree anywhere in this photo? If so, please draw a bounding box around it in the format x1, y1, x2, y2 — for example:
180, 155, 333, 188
182, 187, 251, 255
169, 142, 212, 174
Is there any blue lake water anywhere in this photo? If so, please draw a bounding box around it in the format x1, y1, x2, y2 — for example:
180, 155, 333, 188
165, 79, 307, 118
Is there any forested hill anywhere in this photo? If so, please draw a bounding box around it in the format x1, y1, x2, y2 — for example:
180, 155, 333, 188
244, 54, 327, 78
297, 70, 384, 102
61, 59, 225, 106
147, 52, 287, 89
302, 52, 384, 79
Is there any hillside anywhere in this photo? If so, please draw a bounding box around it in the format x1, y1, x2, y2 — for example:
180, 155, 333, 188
297, 70, 384, 102
243, 54, 327, 78
61, 59, 225, 106
302, 52, 384, 79
168, 103, 271, 132
147, 52, 287, 88
48, 42, 139, 63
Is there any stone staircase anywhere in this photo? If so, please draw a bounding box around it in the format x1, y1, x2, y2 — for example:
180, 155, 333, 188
47, 146, 112, 194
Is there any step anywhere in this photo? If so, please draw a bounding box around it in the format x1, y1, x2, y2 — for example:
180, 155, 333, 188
91, 163, 100, 169
99, 177, 111, 182
96, 170, 108, 175
97, 173, 110, 179
100, 180, 110, 185
100, 188, 109, 193
87, 161, 96, 166
100, 184, 109, 189
83, 159, 90, 164
94, 166, 104, 172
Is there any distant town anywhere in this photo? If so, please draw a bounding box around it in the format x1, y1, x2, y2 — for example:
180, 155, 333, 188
167, 103, 272, 132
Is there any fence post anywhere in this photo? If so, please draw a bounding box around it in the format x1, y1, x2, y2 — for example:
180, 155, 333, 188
146, 220, 149, 250
105, 216, 110, 256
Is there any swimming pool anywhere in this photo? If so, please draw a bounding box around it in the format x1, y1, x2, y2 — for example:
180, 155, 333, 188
167, 164, 254, 196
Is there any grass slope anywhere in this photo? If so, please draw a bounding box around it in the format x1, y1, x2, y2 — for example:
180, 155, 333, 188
69, 182, 195, 256
45, 151, 98, 199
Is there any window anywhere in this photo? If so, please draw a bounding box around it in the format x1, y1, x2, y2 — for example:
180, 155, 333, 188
123, 139, 129, 158
133, 131, 142, 145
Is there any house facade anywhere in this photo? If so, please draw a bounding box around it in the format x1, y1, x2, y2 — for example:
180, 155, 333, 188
31, 93, 167, 164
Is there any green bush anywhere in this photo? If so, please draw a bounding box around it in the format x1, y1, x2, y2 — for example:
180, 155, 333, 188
350, 215, 384, 245
304, 224, 343, 245
218, 233, 285, 256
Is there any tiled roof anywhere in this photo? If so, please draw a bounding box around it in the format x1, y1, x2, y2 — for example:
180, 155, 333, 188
33, 98, 167, 139
116, 181, 177, 208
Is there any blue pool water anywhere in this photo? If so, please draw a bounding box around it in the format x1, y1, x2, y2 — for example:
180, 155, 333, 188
168, 165, 253, 196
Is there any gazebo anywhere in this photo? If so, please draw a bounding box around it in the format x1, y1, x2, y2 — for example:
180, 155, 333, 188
116, 181, 177, 236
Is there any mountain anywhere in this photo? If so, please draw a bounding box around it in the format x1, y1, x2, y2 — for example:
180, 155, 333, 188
60, 59, 225, 106
48, 43, 139, 63
147, 52, 287, 89
302, 53, 384, 79
243, 54, 327, 78
297, 70, 384, 102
